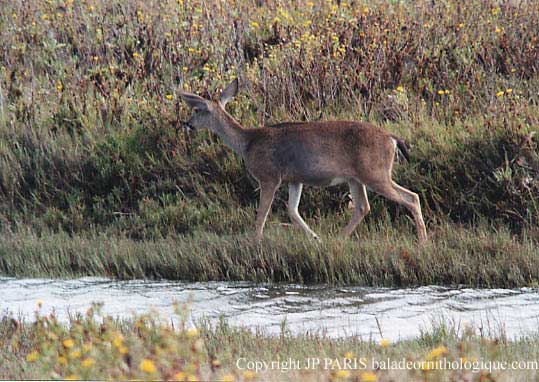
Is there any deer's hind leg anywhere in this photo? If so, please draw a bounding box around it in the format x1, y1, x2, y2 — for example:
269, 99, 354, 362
341, 180, 370, 237
371, 179, 427, 242
288, 183, 320, 240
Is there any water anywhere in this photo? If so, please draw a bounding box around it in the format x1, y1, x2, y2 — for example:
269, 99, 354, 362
1, 277, 538, 341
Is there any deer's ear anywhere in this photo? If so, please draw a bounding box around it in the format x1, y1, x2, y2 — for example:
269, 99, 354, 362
179, 91, 209, 111
219, 78, 239, 107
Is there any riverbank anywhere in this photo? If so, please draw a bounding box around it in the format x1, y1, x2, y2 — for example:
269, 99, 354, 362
1, 222, 538, 287
1, 304, 538, 381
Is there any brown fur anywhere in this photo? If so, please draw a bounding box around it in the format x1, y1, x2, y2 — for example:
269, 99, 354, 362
179, 79, 427, 243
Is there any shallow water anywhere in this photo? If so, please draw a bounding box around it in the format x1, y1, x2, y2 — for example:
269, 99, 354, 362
1, 277, 538, 341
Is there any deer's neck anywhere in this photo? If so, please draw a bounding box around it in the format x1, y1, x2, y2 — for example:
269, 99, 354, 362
212, 111, 250, 158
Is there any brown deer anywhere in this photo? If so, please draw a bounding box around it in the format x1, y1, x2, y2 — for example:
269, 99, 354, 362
179, 79, 427, 243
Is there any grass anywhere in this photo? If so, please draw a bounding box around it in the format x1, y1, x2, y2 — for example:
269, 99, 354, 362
2, 304, 539, 381
0, 0, 538, 284
1, 222, 538, 287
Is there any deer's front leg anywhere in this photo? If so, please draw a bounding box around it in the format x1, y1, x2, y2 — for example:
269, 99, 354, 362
255, 181, 280, 242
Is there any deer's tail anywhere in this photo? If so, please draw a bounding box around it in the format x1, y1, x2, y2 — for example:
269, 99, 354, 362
391, 135, 411, 162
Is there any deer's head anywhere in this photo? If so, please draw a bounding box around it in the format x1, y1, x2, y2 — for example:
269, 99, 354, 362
179, 78, 239, 132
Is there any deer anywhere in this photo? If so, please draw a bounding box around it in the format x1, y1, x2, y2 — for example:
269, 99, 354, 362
179, 79, 427, 243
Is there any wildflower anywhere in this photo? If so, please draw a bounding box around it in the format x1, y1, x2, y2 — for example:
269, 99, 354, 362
212, 359, 221, 367
222, 374, 235, 382
57, 81, 63, 93
495, 26, 502, 33
112, 333, 124, 348
511, 68, 516, 73
380, 338, 391, 348
496, 90, 504, 97
63, 339, 75, 348
187, 328, 198, 338
81, 358, 96, 368
187, 376, 198, 382
243, 370, 256, 380
360, 371, 377, 382
344, 351, 355, 359
26, 351, 39, 362
335, 369, 351, 379
188, 47, 196, 53
69, 350, 81, 359
65, 375, 79, 381
132, 52, 140, 59
140, 359, 157, 373
174, 371, 186, 381
437, 90, 447, 95
427, 346, 448, 359
506, 88, 513, 94
396, 86, 405, 93
58, 356, 68, 365
119, 345, 129, 354
250, 21, 260, 29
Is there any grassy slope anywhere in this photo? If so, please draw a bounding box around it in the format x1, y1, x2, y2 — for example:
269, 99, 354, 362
0, 0, 539, 283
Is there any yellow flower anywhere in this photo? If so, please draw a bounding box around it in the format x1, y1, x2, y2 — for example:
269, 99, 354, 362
26, 351, 39, 362
496, 90, 504, 97
506, 88, 513, 94
165, 94, 174, 101
250, 21, 260, 29
69, 350, 81, 359
118, 345, 129, 354
112, 333, 124, 348
174, 371, 186, 381
187, 328, 198, 338
63, 339, 75, 348
222, 375, 235, 382
187, 375, 198, 382
65, 375, 79, 381
379, 338, 391, 348
243, 370, 256, 380
335, 369, 351, 379
426, 346, 448, 360
396, 86, 405, 93
133, 52, 140, 58
81, 358, 96, 368
495, 26, 502, 33
437, 89, 446, 95
57, 81, 63, 93
360, 371, 377, 382
58, 356, 68, 365
140, 359, 157, 373
344, 351, 354, 359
